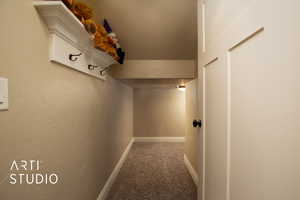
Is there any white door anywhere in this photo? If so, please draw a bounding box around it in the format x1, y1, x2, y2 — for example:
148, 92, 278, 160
198, 0, 300, 200
203, 58, 227, 200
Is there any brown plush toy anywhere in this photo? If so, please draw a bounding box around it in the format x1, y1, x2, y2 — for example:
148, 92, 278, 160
60, 0, 120, 61
61, 0, 93, 22
62, 0, 73, 9
82, 19, 97, 36
71, 1, 93, 22
94, 25, 119, 60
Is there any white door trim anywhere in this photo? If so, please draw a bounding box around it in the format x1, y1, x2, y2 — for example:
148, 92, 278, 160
226, 51, 232, 200
201, 66, 206, 200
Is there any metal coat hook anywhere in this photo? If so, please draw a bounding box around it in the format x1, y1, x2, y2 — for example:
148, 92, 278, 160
88, 64, 100, 70
100, 67, 110, 76
69, 53, 82, 61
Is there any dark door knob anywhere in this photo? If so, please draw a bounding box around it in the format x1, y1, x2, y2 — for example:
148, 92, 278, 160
193, 120, 202, 128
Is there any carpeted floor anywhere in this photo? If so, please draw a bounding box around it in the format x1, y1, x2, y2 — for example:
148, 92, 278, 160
107, 142, 197, 200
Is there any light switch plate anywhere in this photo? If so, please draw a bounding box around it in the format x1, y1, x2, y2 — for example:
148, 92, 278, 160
0, 77, 8, 111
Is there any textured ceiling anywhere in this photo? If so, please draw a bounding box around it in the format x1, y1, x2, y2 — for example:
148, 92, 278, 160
92, 0, 197, 60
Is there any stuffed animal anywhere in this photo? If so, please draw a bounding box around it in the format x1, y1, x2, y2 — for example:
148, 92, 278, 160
103, 19, 125, 63
61, 0, 93, 22
82, 19, 97, 36
71, 2, 93, 22
94, 25, 119, 60
61, 0, 73, 9
103, 19, 120, 48
60, 0, 121, 62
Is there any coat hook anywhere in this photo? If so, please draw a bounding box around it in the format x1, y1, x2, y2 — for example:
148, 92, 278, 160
69, 53, 82, 61
100, 67, 110, 76
88, 64, 100, 70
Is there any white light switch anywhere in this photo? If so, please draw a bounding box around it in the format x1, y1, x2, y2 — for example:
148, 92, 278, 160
0, 77, 8, 111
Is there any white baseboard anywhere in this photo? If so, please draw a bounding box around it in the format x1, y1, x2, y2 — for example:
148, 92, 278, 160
184, 154, 199, 187
133, 137, 185, 143
97, 138, 134, 200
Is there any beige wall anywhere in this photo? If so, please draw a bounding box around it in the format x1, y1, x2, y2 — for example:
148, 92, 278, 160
92, 0, 197, 59
110, 60, 196, 79
120, 79, 194, 89
184, 79, 199, 173
0, 1, 133, 200
134, 88, 185, 137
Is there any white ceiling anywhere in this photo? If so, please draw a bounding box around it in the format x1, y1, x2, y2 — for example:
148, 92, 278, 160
92, 0, 198, 60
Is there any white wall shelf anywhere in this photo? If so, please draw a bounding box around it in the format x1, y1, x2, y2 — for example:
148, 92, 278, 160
33, 1, 117, 80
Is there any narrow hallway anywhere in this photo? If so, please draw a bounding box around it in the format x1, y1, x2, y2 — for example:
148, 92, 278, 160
2, 0, 299, 200
107, 143, 197, 200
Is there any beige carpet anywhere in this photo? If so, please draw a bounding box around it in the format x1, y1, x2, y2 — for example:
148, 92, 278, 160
107, 142, 197, 200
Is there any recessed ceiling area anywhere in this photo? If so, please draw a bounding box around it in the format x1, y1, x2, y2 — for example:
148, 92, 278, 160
92, 0, 197, 60
120, 79, 193, 89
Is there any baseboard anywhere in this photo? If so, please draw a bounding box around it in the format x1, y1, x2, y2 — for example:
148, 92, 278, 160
184, 154, 199, 187
97, 138, 134, 200
133, 137, 185, 143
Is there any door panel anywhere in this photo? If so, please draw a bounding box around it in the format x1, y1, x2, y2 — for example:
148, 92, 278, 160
229, 17, 300, 200
199, 1, 300, 200
204, 59, 227, 200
